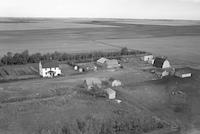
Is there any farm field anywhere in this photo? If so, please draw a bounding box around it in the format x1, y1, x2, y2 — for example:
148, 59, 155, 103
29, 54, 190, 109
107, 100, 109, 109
0, 18, 200, 67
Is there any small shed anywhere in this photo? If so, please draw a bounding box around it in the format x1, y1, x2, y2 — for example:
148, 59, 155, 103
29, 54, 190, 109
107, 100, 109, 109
103, 88, 116, 99
79, 67, 84, 73
112, 80, 122, 87
84, 78, 102, 90
175, 69, 192, 78
74, 65, 78, 71
143, 55, 154, 62
97, 57, 109, 64
153, 57, 171, 69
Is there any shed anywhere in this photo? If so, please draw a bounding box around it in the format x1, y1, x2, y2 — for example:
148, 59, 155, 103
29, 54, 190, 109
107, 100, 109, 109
112, 80, 122, 87
103, 88, 116, 99
153, 57, 171, 69
84, 78, 102, 90
97, 57, 109, 64
143, 55, 154, 62
79, 67, 84, 73
74, 65, 78, 71
175, 69, 192, 78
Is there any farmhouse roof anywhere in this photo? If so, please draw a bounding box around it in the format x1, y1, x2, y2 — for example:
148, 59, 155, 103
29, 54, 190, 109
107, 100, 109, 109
153, 57, 166, 68
41, 61, 59, 68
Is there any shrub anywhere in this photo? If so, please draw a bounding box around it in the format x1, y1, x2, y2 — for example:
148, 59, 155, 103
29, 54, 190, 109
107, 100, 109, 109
88, 86, 107, 98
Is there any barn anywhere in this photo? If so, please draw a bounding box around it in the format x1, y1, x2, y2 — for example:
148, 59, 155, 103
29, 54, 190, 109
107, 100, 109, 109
39, 61, 62, 78
153, 57, 171, 69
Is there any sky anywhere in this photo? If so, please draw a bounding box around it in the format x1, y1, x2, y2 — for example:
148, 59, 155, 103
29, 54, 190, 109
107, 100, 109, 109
0, 0, 200, 20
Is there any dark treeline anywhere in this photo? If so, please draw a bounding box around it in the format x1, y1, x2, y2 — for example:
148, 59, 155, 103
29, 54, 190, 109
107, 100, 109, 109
0, 47, 146, 66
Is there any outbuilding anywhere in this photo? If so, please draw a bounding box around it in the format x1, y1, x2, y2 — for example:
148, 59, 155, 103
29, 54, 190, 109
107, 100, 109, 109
112, 80, 122, 87
97, 57, 109, 65
143, 55, 154, 62
97, 58, 120, 69
175, 69, 192, 78
153, 57, 171, 69
106, 59, 121, 69
103, 88, 116, 99
39, 61, 62, 78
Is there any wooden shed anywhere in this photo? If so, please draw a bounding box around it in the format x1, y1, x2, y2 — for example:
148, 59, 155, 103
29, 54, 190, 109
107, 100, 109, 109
103, 88, 116, 99
175, 69, 192, 78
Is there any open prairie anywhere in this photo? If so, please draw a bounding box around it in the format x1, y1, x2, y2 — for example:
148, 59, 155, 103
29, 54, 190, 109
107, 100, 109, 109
0, 18, 200, 67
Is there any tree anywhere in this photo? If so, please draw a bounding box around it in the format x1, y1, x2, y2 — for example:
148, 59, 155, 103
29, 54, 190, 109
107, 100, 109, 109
121, 47, 128, 55
21, 50, 29, 64
1, 55, 8, 65
6, 52, 13, 65
28, 53, 42, 63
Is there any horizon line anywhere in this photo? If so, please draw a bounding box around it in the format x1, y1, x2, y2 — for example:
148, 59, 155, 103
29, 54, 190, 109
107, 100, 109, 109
0, 16, 200, 21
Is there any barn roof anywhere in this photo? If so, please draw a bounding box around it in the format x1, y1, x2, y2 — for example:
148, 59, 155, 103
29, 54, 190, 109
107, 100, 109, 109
153, 57, 166, 68
41, 61, 59, 68
106, 59, 119, 68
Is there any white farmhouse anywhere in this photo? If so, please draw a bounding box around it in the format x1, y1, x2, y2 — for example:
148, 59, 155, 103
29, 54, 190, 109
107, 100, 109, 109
39, 61, 62, 78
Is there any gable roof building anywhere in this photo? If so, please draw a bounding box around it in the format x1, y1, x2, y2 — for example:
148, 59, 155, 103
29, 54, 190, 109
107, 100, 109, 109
103, 88, 116, 99
175, 68, 192, 78
153, 57, 171, 69
39, 61, 61, 77
97, 57, 109, 64
106, 59, 120, 69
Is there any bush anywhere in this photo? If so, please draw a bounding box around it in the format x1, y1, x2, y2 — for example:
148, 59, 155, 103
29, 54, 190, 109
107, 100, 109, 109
88, 86, 107, 98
